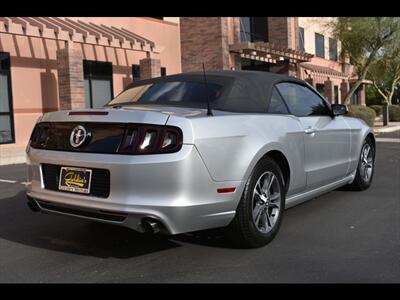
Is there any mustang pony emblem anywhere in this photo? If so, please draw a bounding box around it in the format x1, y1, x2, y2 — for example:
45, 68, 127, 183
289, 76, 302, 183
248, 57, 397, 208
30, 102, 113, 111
70, 125, 89, 148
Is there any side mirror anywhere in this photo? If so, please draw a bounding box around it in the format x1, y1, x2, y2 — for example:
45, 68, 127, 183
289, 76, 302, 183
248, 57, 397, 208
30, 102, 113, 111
331, 104, 348, 116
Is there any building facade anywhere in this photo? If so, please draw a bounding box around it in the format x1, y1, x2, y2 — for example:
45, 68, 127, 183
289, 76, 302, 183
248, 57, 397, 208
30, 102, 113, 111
0, 17, 181, 164
179, 17, 367, 105
0, 17, 366, 165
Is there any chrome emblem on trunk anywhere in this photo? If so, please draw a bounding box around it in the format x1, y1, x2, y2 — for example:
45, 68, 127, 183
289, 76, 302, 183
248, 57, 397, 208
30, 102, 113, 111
70, 125, 89, 148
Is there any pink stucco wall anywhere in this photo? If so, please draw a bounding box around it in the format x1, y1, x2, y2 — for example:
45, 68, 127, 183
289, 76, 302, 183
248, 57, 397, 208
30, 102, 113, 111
0, 17, 181, 162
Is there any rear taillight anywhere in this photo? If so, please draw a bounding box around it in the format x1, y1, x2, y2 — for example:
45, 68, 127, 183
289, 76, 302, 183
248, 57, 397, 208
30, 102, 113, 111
118, 125, 183, 154
30, 122, 51, 148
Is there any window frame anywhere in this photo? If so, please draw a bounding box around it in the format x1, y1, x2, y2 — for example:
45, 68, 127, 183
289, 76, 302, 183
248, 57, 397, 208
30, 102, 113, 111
274, 81, 333, 118
83, 60, 114, 109
315, 33, 325, 58
0, 52, 15, 145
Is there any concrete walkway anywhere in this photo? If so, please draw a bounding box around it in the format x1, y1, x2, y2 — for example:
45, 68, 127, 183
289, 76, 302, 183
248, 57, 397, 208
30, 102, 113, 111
373, 121, 400, 133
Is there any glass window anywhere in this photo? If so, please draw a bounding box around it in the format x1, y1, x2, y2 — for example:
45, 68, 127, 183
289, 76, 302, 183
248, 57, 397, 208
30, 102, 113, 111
160, 67, 166, 76
329, 38, 338, 61
315, 33, 325, 58
268, 88, 289, 114
132, 64, 140, 81
298, 27, 305, 52
83, 60, 113, 108
240, 17, 251, 42
0, 52, 14, 144
108, 81, 223, 107
240, 17, 268, 42
276, 82, 331, 117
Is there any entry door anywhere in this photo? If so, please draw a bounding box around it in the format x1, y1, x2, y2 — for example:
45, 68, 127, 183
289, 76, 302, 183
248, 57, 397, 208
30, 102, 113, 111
276, 82, 351, 190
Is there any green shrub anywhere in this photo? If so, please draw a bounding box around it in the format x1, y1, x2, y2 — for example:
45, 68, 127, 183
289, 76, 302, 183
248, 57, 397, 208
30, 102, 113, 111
389, 105, 400, 121
347, 105, 376, 127
369, 105, 383, 116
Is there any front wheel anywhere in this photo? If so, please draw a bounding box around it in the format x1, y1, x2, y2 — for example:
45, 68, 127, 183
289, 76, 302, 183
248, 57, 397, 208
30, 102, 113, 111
228, 157, 285, 248
346, 137, 375, 191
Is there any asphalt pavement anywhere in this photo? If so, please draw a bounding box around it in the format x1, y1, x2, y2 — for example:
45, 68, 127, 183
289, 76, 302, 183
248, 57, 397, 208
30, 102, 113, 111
0, 132, 399, 283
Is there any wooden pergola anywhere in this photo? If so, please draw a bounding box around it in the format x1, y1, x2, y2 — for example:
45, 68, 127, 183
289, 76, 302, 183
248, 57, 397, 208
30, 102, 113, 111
230, 42, 313, 64
0, 17, 159, 54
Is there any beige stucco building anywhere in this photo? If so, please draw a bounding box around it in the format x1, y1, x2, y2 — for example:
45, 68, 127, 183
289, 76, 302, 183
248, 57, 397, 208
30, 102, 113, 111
0, 17, 181, 164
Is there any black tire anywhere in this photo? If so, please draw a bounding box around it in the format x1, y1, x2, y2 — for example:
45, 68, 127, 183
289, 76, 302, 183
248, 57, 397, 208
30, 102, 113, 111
227, 157, 286, 248
346, 137, 375, 191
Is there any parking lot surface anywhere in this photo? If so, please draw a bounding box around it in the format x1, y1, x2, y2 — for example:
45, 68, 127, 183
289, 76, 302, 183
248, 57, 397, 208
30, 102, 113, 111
0, 132, 399, 283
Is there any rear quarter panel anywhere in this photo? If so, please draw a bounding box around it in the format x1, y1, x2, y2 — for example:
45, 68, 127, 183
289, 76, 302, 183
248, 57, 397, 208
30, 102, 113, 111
167, 114, 307, 197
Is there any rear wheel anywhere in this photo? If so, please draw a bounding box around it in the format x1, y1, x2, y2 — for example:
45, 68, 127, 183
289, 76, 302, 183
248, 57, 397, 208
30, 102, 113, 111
346, 137, 375, 191
228, 157, 285, 248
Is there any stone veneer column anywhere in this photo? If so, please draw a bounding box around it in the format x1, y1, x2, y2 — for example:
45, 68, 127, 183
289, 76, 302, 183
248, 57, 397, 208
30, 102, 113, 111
56, 46, 85, 110
180, 17, 237, 72
268, 17, 298, 49
139, 57, 161, 80
324, 78, 334, 103
340, 79, 349, 103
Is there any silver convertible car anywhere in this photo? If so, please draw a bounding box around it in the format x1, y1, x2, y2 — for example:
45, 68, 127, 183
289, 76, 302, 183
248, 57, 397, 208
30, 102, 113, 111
26, 70, 375, 248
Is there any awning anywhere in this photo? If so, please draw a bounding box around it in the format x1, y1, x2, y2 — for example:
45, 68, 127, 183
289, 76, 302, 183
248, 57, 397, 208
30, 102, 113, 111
229, 42, 313, 64
0, 17, 159, 53
300, 62, 347, 78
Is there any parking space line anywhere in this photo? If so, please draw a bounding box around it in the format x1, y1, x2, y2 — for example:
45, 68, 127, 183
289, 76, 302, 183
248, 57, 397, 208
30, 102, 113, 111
376, 138, 400, 143
0, 179, 18, 183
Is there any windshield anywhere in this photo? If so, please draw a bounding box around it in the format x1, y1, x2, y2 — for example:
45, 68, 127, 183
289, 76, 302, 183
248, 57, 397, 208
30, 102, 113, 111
106, 81, 223, 107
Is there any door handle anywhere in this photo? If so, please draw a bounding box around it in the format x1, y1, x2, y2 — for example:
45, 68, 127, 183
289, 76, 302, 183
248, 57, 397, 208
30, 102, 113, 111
305, 127, 316, 135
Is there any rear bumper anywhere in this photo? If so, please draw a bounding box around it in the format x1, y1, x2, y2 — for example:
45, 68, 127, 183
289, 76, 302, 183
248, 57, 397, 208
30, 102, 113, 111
26, 145, 244, 234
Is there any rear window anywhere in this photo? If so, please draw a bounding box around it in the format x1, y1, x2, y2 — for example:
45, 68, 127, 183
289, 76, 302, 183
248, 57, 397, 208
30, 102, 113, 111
107, 81, 223, 106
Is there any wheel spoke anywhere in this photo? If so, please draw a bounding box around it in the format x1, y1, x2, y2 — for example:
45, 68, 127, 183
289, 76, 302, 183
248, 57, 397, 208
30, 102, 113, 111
253, 203, 263, 225
261, 173, 271, 194
261, 211, 269, 229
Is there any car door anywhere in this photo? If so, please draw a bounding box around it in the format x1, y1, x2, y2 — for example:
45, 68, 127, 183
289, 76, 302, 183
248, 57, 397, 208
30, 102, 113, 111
276, 82, 351, 191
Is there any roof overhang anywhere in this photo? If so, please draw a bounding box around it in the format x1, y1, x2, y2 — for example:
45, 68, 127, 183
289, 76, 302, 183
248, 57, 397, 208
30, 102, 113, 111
300, 62, 348, 78
229, 42, 313, 64
0, 17, 160, 53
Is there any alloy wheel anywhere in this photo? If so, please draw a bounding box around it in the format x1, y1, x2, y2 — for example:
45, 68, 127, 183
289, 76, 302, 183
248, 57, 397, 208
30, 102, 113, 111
252, 171, 281, 233
360, 143, 374, 183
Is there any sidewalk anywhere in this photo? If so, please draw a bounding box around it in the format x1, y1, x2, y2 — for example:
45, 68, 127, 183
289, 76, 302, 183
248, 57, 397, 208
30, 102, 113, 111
373, 120, 400, 133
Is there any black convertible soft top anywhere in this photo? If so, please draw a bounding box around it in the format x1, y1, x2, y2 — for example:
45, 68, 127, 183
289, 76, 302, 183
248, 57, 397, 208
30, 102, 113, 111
118, 70, 308, 113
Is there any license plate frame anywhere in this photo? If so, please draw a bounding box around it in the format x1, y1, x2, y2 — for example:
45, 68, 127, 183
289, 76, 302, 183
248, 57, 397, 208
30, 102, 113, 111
58, 166, 92, 194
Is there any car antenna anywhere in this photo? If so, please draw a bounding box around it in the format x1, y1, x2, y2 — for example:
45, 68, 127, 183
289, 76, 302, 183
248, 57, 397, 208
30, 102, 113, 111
202, 62, 213, 116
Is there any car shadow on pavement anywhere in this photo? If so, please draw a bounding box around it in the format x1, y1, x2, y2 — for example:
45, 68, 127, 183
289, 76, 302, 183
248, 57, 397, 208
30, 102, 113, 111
0, 190, 243, 259
0, 190, 184, 259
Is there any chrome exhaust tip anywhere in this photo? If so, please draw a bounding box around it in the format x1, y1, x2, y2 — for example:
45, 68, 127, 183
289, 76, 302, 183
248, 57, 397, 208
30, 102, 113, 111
141, 218, 161, 234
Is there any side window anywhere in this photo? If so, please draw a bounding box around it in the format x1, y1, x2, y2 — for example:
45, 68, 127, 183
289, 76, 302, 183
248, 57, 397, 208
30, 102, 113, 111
268, 88, 289, 114
276, 82, 331, 117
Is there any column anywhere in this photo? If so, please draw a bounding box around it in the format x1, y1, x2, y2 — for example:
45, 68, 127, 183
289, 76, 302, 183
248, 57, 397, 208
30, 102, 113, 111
340, 79, 349, 103
139, 57, 161, 80
56, 46, 85, 110
324, 77, 334, 103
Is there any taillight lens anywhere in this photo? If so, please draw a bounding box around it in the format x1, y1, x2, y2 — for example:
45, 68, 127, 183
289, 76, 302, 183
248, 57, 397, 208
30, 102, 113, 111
30, 122, 51, 148
118, 125, 183, 154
